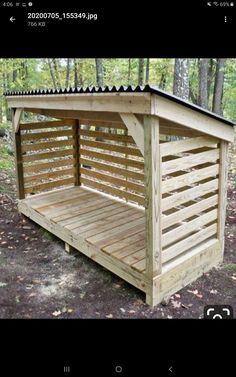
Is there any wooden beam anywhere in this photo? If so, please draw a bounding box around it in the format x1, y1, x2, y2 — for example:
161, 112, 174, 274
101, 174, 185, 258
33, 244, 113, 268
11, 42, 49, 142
12, 109, 25, 199
151, 94, 234, 142
13, 108, 23, 132
73, 119, 80, 186
23, 108, 123, 123
119, 113, 144, 156
217, 140, 229, 254
144, 115, 162, 305
7, 93, 151, 114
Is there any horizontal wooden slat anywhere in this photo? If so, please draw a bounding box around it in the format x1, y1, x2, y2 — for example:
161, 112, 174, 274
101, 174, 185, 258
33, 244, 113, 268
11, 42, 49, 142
22, 139, 73, 152
78, 209, 141, 239
81, 177, 145, 206
87, 217, 145, 246
162, 149, 219, 175
25, 177, 75, 194
80, 129, 134, 143
80, 119, 126, 130
102, 231, 145, 254
162, 223, 217, 263
162, 179, 219, 211
20, 119, 75, 130
64, 202, 126, 229
21, 129, 73, 141
24, 168, 74, 184
80, 168, 145, 194
23, 149, 74, 162
160, 125, 203, 138
162, 164, 219, 194
80, 139, 142, 157
160, 136, 218, 157
80, 158, 144, 181
162, 208, 218, 248
162, 194, 218, 230
80, 149, 144, 169
23, 158, 73, 173
112, 240, 146, 260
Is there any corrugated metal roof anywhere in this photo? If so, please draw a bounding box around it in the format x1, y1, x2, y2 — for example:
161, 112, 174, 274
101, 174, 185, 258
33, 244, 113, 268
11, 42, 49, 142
4, 84, 234, 126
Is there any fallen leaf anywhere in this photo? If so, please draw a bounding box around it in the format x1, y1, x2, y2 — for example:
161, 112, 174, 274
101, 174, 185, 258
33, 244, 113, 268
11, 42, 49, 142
28, 293, 36, 297
67, 309, 73, 313
120, 308, 126, 313
106, 314, 113, 318
210, 289, 218, 294
128, 310, 136, 314
175, 294, 181, 298
181, 304, 188, 309
52, 310, 61, 317
171, 300, 181, 308
232, 276, 236, 281
187, 289, 203, 298
167, 315, 173, 319
114, 284, 121, 289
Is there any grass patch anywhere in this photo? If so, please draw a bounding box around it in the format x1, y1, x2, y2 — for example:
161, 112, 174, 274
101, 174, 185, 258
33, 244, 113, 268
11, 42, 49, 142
39, 228, 56, 241
224, 263, 236, 273
0, 139, 14, 171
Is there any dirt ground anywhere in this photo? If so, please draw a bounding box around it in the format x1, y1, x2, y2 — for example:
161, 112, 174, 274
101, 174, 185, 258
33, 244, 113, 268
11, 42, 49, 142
0, 149, 236, 318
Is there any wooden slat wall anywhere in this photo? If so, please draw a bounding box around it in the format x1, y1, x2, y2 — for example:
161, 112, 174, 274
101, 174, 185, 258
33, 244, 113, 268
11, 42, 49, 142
160, 134, 220, 264
79, 122, 145, 206
19, 119, 76, 195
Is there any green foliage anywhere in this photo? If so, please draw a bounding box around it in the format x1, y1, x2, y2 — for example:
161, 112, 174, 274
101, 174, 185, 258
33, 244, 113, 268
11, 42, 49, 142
225, 263, 236, 273
0, 139, 14, 171
0, 58, 236, 126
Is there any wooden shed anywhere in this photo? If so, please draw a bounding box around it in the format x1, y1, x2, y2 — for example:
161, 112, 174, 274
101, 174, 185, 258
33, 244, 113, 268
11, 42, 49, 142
5, 85, 235, 306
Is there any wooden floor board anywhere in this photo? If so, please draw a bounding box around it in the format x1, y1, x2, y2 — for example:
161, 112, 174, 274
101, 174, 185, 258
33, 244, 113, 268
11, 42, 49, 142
21, 186, 146, 274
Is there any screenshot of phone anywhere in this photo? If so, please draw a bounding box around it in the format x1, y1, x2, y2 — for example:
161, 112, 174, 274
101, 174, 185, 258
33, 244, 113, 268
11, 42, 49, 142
0, 1, 235, 376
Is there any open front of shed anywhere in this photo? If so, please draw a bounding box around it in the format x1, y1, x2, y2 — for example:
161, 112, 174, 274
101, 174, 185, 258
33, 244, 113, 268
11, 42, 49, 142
5, 85, 235, 307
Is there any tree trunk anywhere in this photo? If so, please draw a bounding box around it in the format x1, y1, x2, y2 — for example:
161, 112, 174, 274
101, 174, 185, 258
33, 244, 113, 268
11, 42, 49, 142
65, 58, 71, 87
52, 58, 61, 88
95, 58, 104, 86
47, 58, 57, 89
207, 58, 215, 102
145, 58, 150, 84
173, 58, 189, 100
212, 58, 226, 115
198, 58, 209, 109
127, 58, 131, 84
73, 58, 78, 87
138, 58, 144, 85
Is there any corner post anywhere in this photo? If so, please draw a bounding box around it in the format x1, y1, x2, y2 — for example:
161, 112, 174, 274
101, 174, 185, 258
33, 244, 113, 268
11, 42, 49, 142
217, 140, 229, 256
144, 115, 162, 306
12, 109, 25, 199
73, 119, 80, 186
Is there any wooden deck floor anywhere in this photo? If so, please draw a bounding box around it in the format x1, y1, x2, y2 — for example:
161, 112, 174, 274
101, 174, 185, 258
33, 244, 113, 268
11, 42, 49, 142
18, 186, 147, 291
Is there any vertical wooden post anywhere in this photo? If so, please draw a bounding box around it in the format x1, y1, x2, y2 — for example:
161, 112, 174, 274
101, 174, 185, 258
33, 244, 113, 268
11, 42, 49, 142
217, 140, 229, 256
12, 109, 25, 199
73, 119, 80, 186
144, 115, 162, 306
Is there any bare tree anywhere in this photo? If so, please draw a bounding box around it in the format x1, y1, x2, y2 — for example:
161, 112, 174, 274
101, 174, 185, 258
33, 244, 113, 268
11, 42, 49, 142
198, 58, 209, 109
73, 58, 78, 87
52, 58, 61, 88
47, 58, 57, 88
138, 58, 144, 85
65, 58, 71, 87
95, 58, 104, 86
212, 58, 226, 115
173, 58, 189, 100
127, 58, 131, 84
145, 58, 150, 84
